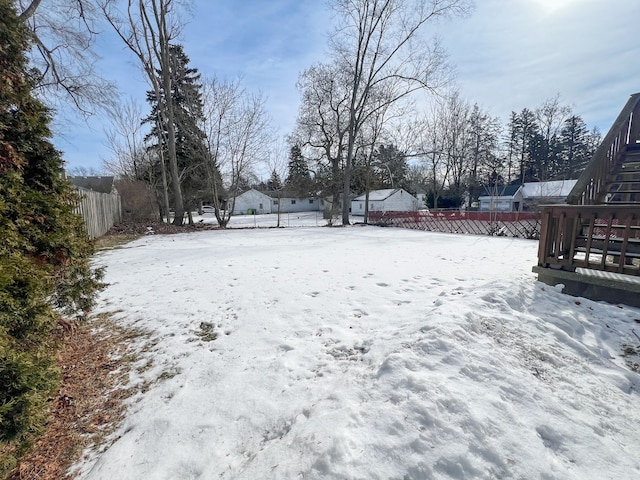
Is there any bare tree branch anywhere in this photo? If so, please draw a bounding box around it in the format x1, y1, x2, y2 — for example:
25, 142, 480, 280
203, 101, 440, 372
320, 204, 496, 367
16, 0, 115, 115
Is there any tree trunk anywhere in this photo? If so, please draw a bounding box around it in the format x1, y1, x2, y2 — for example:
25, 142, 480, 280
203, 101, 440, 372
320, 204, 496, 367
158, 27, 184, 226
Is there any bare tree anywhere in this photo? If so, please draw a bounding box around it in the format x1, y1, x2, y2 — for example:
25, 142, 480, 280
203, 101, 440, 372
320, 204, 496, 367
103, 98, 147, 179
293, 62, 351, 223
200, 76, 272, 227
414, 107, 449, 209
328, 0, 471, 224
15, 0, 115, 113
357, 98, 399, 223
439, 91, 471, 199
466, 103, 502, 207
266, 137, 289, 227
103, 97, 171, 221
535, 94, 571, 180
99, 0, 188, 225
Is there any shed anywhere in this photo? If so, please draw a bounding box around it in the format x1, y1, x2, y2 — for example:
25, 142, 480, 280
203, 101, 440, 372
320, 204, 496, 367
478, 184, 523, 212
351, 188, 419, 214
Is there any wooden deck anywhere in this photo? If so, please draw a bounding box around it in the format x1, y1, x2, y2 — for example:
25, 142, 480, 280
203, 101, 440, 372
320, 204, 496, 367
535, 94, 640, 306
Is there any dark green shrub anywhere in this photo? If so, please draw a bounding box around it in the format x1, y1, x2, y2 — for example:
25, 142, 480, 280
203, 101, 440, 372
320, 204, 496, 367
0, 0, 104, 474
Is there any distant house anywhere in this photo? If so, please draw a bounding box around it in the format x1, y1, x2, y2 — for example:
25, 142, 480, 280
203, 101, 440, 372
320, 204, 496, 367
478, 185, 523, 212
231, 189, 320, 215
232, 189, 273, 215
522, 180, 577, 210
478, 180, 579, 212
68, 175, 117, 194
262, 190, 319, 214
351, 188, 420, 214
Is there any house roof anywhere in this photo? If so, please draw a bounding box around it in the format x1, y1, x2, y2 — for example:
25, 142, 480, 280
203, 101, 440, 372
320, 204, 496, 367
478, 184, 522, 198
68, 176, 115, 194
260, 190, 314, 200
522, 180, 577, 198
238, 188, 272, 198
353, 188, 401, 202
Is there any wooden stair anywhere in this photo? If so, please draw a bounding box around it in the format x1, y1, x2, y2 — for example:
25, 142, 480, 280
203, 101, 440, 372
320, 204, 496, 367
602, 147, 640, 204
537, 94, 640, 307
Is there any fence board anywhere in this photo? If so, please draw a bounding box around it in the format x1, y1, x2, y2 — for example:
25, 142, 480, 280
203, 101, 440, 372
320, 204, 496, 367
73, 187, 123, 238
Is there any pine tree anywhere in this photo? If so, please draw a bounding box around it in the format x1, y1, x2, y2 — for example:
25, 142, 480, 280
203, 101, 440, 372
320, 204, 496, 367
374, 144, 408, 190
0, 0, 103, 472
511, 108, 539, 183
285, 145, 313, 196
145, 44, 208, 220
267, 170, 283, 190
559, 115, 590, 179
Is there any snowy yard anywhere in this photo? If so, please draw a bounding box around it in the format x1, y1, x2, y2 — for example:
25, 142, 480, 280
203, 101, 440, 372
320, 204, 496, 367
76, 222, 640, 479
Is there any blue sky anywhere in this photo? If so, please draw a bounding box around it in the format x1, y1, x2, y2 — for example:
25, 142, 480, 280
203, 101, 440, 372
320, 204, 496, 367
53, 0, 640, 175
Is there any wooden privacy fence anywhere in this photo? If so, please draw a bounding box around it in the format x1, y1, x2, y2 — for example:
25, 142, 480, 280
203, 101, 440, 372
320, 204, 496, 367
537, 205, 640, 276
74, 187, 123, 238
368, 210, 541, 239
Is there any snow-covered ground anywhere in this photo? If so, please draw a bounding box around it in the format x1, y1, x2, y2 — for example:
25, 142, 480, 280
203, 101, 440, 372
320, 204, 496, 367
76, 219, 640, 480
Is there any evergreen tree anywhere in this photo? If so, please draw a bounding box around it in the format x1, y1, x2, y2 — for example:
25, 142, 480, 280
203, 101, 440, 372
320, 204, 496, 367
504, 112, 519, 183
285, 145, 313, 196
267, 170, 283, 190
145, 44, 208, 220
558, 115, 590, 179
510, 108, 539, 183
374, 144, 408, 190
0, 0, 102, 472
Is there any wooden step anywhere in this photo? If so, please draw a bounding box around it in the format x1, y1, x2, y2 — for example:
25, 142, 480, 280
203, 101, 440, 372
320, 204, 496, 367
626, 143, 640, 152
611, 174, 640, 182
616, 163, 640, 171
605, 192, 640, 203
608, 189, 640, 194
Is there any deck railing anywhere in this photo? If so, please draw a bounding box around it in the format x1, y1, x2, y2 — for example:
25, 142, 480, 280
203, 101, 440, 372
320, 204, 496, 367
567, 93, 640, 205
537, 204, 640, 276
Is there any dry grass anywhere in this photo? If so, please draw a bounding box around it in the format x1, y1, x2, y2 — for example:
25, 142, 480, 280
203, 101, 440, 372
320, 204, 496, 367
7, 313, 149, 480
94, 234, 142, 251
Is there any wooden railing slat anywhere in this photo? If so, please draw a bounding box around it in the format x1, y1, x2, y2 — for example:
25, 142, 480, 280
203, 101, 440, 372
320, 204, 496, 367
538, 204, 639, 276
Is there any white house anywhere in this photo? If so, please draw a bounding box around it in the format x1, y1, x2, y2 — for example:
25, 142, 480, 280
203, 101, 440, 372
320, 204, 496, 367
232, 189, 273, 215
478, 185, 524, 211
478, 180, 578, 212
351, 188, 420, 214
262, 191, 319, 214
232, 189, 320, 215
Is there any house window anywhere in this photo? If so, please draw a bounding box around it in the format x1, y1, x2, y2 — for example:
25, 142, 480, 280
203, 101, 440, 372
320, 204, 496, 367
359, 203, 362, 210
273, 200, 278, 205
309, 199, 314, 204
370, 203, 374, 209
291, 200, 296, 205
259, 203, 263, 209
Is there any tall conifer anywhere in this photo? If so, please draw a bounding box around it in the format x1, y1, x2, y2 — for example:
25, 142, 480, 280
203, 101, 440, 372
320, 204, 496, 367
0, 0, 103, 471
